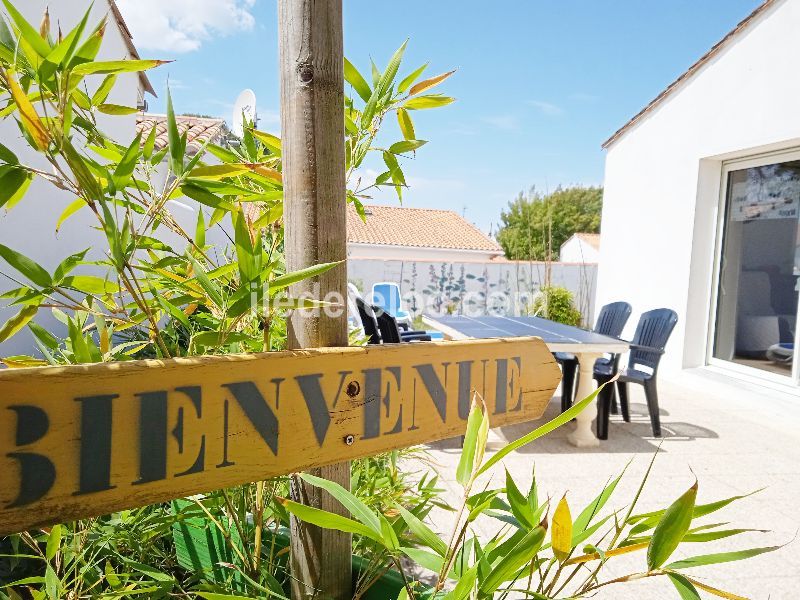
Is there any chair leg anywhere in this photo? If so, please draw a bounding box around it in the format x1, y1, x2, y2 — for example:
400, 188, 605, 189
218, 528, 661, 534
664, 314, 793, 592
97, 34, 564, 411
618, 381, 630, 422
596, 378, 613, 440
560, 359, 578, 412
610, 385, 619, 415
643, 379, 662, 437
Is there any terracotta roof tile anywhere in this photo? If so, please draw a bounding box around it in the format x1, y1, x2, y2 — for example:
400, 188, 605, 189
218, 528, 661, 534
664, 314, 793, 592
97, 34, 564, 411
603, 0, 776, 148
347, 204, 503, 253
136, 114, 225, 152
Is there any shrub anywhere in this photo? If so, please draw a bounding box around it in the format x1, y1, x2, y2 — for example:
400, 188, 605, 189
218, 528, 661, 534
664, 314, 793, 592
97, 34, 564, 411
529, 285, 582, 326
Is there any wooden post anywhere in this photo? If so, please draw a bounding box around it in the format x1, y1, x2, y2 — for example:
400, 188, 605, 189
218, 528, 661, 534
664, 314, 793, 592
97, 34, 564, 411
278, 1, 351, 598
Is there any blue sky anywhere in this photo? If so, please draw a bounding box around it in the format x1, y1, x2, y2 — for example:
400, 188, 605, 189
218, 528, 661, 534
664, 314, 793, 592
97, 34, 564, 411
120, 0, 762, 233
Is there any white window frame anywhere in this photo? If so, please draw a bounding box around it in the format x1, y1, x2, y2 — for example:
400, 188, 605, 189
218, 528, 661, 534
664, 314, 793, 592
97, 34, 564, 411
707, 147, 800, 387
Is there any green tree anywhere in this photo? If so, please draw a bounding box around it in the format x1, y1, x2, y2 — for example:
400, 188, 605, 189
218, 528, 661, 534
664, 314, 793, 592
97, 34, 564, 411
496, 185, 603, 260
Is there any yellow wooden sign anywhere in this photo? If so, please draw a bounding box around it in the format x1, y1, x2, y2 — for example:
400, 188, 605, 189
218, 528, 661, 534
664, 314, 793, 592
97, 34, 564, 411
0, 337, 560, 535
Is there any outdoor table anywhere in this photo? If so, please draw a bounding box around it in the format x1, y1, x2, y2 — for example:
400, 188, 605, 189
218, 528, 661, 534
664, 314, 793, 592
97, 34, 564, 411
422, 314, 630, 447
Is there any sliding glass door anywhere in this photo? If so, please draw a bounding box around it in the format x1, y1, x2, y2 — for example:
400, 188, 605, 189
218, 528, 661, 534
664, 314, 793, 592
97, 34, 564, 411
712, 154, 800, 381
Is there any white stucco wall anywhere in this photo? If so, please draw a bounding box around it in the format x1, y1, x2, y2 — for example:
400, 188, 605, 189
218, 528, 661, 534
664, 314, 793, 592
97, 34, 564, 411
597, 0, 800, 376
560, 238, 600, 264
347, 243, 502, 263
0, 0, 144, 356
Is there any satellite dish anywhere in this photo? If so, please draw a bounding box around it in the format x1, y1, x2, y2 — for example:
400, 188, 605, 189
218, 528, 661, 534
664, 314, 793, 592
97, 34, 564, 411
232, 88, 257, 138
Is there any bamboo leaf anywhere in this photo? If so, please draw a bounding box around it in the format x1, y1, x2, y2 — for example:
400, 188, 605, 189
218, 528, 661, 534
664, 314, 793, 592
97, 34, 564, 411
0, 166, 32, 210
91, 74, 117, 105
396, 504, 448, 557
667, 572, 702, 600
45, 524, 61, 561
0, 304, 38, 343
2, 66, 49, 150
551, 495, 573, 562
397, 62, 428, 94
299, 473, 382, 536
1, 0, 50, 57
456, 393, 488, 487
479, 526, 546, 594
247, 129, 282, 156
404, 94, 456, 110
408, 69, 455, 97
396, 107, 415, 141
56, 198, 87, 232
344, 57, 372, 103
97, 103, 138, 115
666, 545, 780, 570
479, 381, 611, 475
676, 574, 750, 600
268, 261, 342, 294
647, 480, 697, 570
71, 59, 169, 76
0, 243, 51, 287
60, 275, 120, 295
389, 139, 427, 154
277, 497, 382, 543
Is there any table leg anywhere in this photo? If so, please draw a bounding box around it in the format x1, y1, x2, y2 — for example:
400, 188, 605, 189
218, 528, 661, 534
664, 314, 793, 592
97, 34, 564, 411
567, 352, 602, 448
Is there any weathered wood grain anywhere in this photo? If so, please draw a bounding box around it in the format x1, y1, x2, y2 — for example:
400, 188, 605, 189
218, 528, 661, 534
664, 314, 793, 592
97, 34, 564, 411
0, 337, 560, 537
277, 0, 350, 596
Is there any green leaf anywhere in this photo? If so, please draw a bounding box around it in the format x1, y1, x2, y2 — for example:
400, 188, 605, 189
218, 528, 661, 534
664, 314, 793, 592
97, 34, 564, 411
400, 547, 445, 575
44, 564, 58, 599
166, 88, 184, 176
142, 124, 157, 160
248, 128, 282, 156
344, 57, 372, 103
666, 545, 780, 570
667, 572, 702, 600
389, 139, 427, 154
60, 275, 119, 295
398, 62, 428, 94
0, 304, 38, 343
56, 198, 87, 232
277, 497, 382, 543
112, 133, 142, 188
1, 0, 51, 58
195, 209, 206, 248
396, 504, 448, 557
181, 183, 236, 212
299, 473, 382, 537
0, 243, 51, 287
186, 254, 224, 308
71, 59, 168, 76
505, 469, 534, 529
479, 381, 610, 475
456, 394, 488, 487
45, 525, 61, 561
647, 480, 697, 570
573, 468, 626, 536
479, 526, 546, 594
97, 103, 138, 115
445, 564, 477, 600
29, 321, 58, 350
268, 261, 342, 294
404, 94, 456, 110
0, 166, 32, 210
91, 74, 117, 105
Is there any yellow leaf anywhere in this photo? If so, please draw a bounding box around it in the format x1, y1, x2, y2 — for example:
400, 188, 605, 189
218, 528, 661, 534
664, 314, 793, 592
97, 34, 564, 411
551, 495, 573, 562
246, 163, 283, 183
408, 69, 456, 97
681, 575, 748, 600
396, 108, 415, 141
2, 67, 49, 150
567, 541, 649, 565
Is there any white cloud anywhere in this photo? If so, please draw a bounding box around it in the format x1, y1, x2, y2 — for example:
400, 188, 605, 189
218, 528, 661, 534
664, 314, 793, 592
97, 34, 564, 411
528, 100, 565, 117
116, 0, 257, 53
482, 115, 518, 131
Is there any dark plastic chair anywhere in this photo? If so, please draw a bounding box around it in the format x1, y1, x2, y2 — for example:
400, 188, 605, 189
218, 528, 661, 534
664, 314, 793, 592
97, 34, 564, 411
355, 297, 431, 344
556, 301, 632, 412
355, 297, 382, 344
374, 307, 431, 343
595, 308, 678, 439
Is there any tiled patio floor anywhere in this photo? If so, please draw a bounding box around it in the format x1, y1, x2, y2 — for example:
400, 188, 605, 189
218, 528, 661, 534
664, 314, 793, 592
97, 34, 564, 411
414, 369, 800, 599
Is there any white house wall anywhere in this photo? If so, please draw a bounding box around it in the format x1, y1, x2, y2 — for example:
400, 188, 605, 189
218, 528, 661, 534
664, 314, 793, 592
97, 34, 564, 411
0, 0, 143, 357
597, 0, 800, 374
560, 238, 600, 264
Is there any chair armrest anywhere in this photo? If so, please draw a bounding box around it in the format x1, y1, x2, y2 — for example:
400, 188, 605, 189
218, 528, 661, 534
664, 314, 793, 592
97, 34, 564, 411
629, 343, 665, 355
401, 333, 432, 342
397, 322, 410, 331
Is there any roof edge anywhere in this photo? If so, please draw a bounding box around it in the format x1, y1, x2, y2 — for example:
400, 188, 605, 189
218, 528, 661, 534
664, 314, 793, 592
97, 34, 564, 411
106, 0, 157, 98
602, 0, 777, 149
